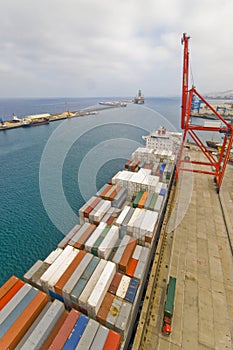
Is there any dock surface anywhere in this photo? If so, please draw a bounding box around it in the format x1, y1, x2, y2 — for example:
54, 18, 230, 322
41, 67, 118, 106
133, 146, 233, 350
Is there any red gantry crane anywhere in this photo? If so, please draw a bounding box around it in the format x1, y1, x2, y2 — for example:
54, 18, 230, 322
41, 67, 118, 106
175, 33, 233, 192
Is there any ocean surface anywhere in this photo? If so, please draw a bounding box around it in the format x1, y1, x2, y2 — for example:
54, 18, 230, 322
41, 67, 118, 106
0, 97, 182, 285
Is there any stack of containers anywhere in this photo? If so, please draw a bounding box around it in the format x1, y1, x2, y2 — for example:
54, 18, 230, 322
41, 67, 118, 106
111, 171, 133, 188
126, 246, 150, 280
88, 199, 112, 225
139, 210, 159, 246
23, 248, 64, 289
79, 197, 101, 225
97, 183, 128, 209
68, 223, 97, 249
0, 276, 122, 350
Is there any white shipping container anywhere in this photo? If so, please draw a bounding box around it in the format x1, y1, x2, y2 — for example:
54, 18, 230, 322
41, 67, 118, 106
85, 222, 107, 252
44, 248, 63, 265
78, 259, 107, 312
98, 225, 119, 259
127, 208, 142, 232
132, 245, 142, 260
106, 297, 123, 329
115, 206, 131, 227
115, 301, 132, 335
40, 245, 74, 291
47, 248, 79, 291
134, 260, 146, 280
154, 195, 164, 212
75, 319, 99, 350
89, 325, 109, 350
139, 247, 150, 263
87, 261, 116, 318
23, 260, 43, 282
20, 300, 64, 350
116, 275, 131, 299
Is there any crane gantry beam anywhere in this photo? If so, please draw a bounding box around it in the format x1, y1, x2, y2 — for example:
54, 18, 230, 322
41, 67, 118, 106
175, 33, 233, 191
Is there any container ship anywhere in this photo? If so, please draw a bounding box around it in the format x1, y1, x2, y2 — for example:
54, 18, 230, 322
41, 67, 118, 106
0, 127, 182, 350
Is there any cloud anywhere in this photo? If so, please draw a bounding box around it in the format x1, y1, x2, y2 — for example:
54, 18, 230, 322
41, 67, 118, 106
0, 0, 233, 97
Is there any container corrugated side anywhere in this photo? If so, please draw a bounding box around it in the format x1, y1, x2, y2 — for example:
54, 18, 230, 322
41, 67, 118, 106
0, 291, 48, 350
98, 225, 119, 259
75, 318, 99, 350
58, 225, 81, 249
44, 248, 63, 265
48, 309, 80, 349
87, 261, 116, 318
85, 222, 107, 252
40, 245, 74, 292
20, 299, 65, 350
62, 253, 93, 307
78, 259, 107, 313
47, 248, 79, 292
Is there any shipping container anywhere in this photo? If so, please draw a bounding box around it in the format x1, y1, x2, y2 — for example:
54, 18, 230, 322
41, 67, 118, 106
58, 225, 81, 249
87, 261, 116, 318
78, 259, 107, 313
54, 250, 86, 296
102, 329, 121, 350
97, 292, 115, 325
20, 299, 65, 350
0, 278, 25, 311
0, 291, 48, 350
75, 318, 99, 350
62, 253, 93, 307
48, 309, 80, 349
89, 325, 109, 350
62, 314, 89, 350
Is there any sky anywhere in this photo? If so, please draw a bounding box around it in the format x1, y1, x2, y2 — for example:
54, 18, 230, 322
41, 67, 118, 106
1, 0, 233, 98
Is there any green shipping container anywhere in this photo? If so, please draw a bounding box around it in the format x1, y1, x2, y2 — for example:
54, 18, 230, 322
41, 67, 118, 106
133, 191, 144, 208
164, 276, 176, 318
149, 194, 158, 210
91, 226, 111, 256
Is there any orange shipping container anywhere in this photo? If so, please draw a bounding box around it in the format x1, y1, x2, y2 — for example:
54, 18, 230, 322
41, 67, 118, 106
0, 276, 19, 299
119, 237, 137, 273
0, 291, 48, 350
97, 292, 114, 325
126, 258, 138, 277
99, 184, 112, 198
106, 216, 115, 225
54, 250, 86, 296
48, 309, 80, 350
138, 191, 149, 209
73, 224, 96, 250
84, 197, 101, 218
103, 329, 121, 350
108, 273, 123, 295
0, 278, 24, 311
41, 311, 69, 350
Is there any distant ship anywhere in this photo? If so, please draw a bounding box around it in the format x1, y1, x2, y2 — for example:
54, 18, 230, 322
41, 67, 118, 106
134, 89, 145, 104
206, 140, 222, 149
22, 114, 50, 127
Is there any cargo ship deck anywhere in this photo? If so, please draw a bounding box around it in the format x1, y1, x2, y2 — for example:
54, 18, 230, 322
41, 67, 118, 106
132, 145, 233, 349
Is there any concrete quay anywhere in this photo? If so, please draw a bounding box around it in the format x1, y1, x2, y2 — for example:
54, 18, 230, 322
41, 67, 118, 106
132, 146, 233, 350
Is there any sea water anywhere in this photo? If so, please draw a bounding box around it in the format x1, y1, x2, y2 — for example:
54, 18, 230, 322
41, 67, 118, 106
0, 97, 181, 285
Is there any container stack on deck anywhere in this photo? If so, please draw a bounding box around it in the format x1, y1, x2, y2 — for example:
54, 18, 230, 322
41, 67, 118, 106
0, 137, 181, 350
